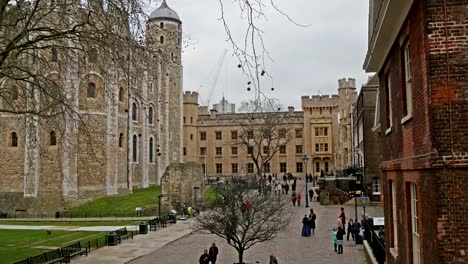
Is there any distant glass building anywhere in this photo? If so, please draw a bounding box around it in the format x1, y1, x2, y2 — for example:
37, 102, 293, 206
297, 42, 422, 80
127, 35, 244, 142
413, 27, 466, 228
213, 97, 236, 113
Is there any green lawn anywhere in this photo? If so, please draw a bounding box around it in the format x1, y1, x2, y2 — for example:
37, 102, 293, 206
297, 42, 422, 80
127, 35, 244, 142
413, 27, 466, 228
0, 229, 106, 264
0, 221, 138, 226
68, 186, 161, 217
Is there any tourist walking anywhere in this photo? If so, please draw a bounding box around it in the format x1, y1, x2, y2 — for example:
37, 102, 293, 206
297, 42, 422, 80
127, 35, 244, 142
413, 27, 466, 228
301, 215, 311, 236
291, 192, 297, 207
199, 249, 210, 264
297, 193, 302, 206
308, 189, 314, 202
285, 182, 289, 194
347, 219, 355, 241
340, 208, 346, 229
209, 243, 219, 264
309, 209, 316, 234
336, 226, 345, 254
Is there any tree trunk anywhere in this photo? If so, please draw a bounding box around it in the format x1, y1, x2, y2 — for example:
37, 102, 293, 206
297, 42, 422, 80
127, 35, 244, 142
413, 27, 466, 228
238, 248, 244, 264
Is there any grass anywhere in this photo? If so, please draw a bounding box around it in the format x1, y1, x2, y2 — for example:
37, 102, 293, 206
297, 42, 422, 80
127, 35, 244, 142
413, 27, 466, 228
0, 229, 107, 264
0, 221, 138, 226
204, 186, 218, 207
68, 186, 161, 217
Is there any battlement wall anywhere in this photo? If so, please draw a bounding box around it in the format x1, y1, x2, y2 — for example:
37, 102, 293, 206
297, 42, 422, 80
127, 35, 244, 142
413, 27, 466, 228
338, 78, 356, 89
301, 94, 340, 108
183, 91, 199, 104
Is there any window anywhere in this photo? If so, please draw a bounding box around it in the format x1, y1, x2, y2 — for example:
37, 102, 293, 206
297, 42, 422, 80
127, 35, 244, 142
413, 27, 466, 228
11, 85, 18, 100
324, 143, 328, 152
263, 146, 269, 154
385, 71, 393, 133
280, 162, 287, 173
132, 103, 138, 121
296, 162, 303, 173
373, 90, 381, 131
216, 163, 222, 174
231, 131, 238, 140
215, 131, 222, 140
216, 147, 222, 156
279, 145, 286, 154
119, 133, 124, 148
190, 134, 193, 140
295, 129, 302, 138
231, 146, 238, 155
325, 162, 329, 172
132, 135, 138, 162
232, 163, 238, 173
247, 130, 254, 140
149, 138, 154, 163
315, 128, 319, 136
315, 162, 320, 173
200, 132, 206, 141
50, 131, 57, 146
296, 145, 302, 154
160, 22, 164, 28
51, 48, 58, 62
200, 147, 206, 156
401, 41, 413, 121
264, 163, 270, 173
89, 48, 97, 63
247, 163, 254, 173
315, 144, 319, 152
149, 83, 153, 93
183, 117, 186, 123
279, 129, 286, 138
247, 146, 253, 155
183, 147, 186, 156
202, 164, 206, 174
324, 127, 328, 136
87, 82, 96, 98
410, 183, 420, 264
119, 87, 124, 102
160, 36, 164, 44
372, 177, 381, 194
390, 180, 398, 252
190, 117, 193, 123
148, 107, 154, 124
10, 132, 18, 147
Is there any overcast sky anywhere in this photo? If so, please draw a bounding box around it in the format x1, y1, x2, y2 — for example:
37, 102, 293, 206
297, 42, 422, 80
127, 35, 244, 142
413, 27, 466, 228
148, 0, 371, 110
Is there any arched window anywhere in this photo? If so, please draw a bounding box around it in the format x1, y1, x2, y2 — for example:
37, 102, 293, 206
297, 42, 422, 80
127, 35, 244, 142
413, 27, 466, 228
132, 135, 138, 162
160, 22, 164, 28
149, 137, 154, 163
118, 87, 124, 102
87, 82, 96, 98
132, 102, 138, 121
148, 106, 153, 124
118, 133, 123, 148
10, 132, 18, 147
160, 36, 164, 44
50, 131, 57, 146
51, 47, 58, 62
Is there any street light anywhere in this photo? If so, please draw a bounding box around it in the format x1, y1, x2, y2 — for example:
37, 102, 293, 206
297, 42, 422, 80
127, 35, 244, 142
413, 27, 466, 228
303, 154, 309, 208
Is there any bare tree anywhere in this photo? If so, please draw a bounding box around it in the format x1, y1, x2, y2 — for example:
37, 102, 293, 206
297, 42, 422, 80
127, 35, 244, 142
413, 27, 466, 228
196, 179, 291, 264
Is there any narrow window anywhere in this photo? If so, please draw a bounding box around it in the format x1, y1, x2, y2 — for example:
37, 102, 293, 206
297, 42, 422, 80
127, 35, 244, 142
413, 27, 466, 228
263, 146, 269, 154
390, 181, 398, 251
119, 133, 123, 148
279, 145, 286, 154
183, 117, 186, 123
202, 164, 206, 174
324, 127, 328, 136
119, 87, 124, 102
132, 103, 138, 121
295, 129, 302, 138
160, 36, 164, 44
215, 131, 222, 140
296, 162, 303, 173
50, 131, 57, 146
132, 135, 138, 162
231, 131, 238, 140
149, 137, 154, 163
148, 107, 154, 124
10, 132, 18, 147
216, 164, 223, 174
183, 147, 186, 156
247, 130, 254, 140
200, 132, 206, 140
247, 163, 254, 173
296, 145, 303, 154
264, 162, 270, 173
325, 162, 329, 172
87, 82, 96, 98
247, 146, 253, 155
51, 48, 58, 62
232, 163, 238, 173
216, 147, 222, 156
401, 40, 413, 120
190, 134, 193, 140
200, 147, 206, 156
231, 146, 238, 155
280, 162, 287, 173
160, 22, 164, 28
315, 161, 320, 173
190, 117, 193, 123
410, 183, 420, 263
385, 71, 393, 132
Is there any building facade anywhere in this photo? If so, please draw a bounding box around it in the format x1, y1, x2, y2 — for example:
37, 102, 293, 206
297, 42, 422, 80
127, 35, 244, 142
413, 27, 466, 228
212, 96, 236, 113
183, 78, 357, 178
364, 0, 468, 263
0, 0, 183, 214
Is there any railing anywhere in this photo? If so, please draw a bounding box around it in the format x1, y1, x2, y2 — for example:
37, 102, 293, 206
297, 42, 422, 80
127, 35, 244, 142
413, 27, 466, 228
363, 219, 386, 264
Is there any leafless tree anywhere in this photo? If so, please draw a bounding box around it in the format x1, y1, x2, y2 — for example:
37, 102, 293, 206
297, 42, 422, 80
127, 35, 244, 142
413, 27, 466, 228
196, 179, 291, 264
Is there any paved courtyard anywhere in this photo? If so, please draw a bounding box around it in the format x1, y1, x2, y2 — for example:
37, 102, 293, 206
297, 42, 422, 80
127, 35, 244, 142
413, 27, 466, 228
128, 190, 383, 264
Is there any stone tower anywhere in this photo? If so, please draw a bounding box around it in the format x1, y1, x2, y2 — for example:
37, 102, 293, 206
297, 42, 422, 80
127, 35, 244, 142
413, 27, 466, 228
336, 78, 358, 171
146, 0, 183, 183
183, 91, 199, 163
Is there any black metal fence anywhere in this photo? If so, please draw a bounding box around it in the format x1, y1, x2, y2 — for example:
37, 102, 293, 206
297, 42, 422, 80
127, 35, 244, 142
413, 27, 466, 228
363, 219, 386, 264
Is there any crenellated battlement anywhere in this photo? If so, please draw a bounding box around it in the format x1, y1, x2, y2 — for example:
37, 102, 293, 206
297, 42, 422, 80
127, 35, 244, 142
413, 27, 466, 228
301, 94, 340, 108
338, 78, 356, 89
183, 91, 198, 104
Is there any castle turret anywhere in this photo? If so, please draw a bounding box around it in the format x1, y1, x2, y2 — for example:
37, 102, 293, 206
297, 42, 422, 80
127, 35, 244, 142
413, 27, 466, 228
183, 91, 199, 163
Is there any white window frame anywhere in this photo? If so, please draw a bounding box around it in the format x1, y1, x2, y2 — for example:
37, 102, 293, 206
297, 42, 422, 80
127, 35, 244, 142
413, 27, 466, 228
372, 177, 381, 195
385, 75, 393, 135
372, 90, 381, 132
410, 183, 420, 264
401, 41, 413, 124
390, 180, 398, 257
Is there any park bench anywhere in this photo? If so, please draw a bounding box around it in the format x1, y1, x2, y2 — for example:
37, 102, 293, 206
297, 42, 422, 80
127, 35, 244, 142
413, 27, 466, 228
62, 241, 87, 262
149, 218, 159, 231
115, 227, 133, 243
29, 248, 67, 264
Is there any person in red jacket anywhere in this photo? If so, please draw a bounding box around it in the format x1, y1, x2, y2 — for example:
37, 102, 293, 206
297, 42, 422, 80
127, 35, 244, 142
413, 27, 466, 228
297, 193, 302, 206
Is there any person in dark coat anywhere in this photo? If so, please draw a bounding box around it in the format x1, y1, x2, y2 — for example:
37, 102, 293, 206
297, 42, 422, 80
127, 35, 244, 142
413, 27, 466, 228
336, 226, 345, 254
308, 189, 314, 202
309, 209, 317, 234
268, 174, 272, 183
301, 215, 311, 236
199, 249, 210, 264
209, 243, 219, 264
291, 192, 297, 206
347, 219, 355, 241
340, 208, 346, 229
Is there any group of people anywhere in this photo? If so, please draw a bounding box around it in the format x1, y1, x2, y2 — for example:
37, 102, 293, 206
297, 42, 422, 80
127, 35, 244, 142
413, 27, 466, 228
331, 207, 360, 254
199, 243, 218, 264
301, 209, 317, 236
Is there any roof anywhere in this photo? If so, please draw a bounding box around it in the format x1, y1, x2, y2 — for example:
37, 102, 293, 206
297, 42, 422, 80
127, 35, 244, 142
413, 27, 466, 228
149, 0, 181, 23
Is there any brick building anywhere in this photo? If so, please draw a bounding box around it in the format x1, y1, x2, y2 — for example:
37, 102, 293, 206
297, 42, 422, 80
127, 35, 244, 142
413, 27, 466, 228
364, 0, 468, 263
183, 78, 357, 178
0, 1, 184, 215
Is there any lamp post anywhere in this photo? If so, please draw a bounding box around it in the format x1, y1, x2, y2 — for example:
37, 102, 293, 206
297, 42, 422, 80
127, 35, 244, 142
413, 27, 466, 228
303, 154, 310, 208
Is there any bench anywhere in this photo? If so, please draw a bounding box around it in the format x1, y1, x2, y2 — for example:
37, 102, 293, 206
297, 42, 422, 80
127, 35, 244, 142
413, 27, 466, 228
148, 218, 158, 231
62, 241, 87, 262
30, 248, 67, 264
115, 227, 133, 243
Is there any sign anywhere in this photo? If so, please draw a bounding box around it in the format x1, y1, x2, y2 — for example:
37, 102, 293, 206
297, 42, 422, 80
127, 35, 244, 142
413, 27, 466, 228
373, 217, 385, 226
